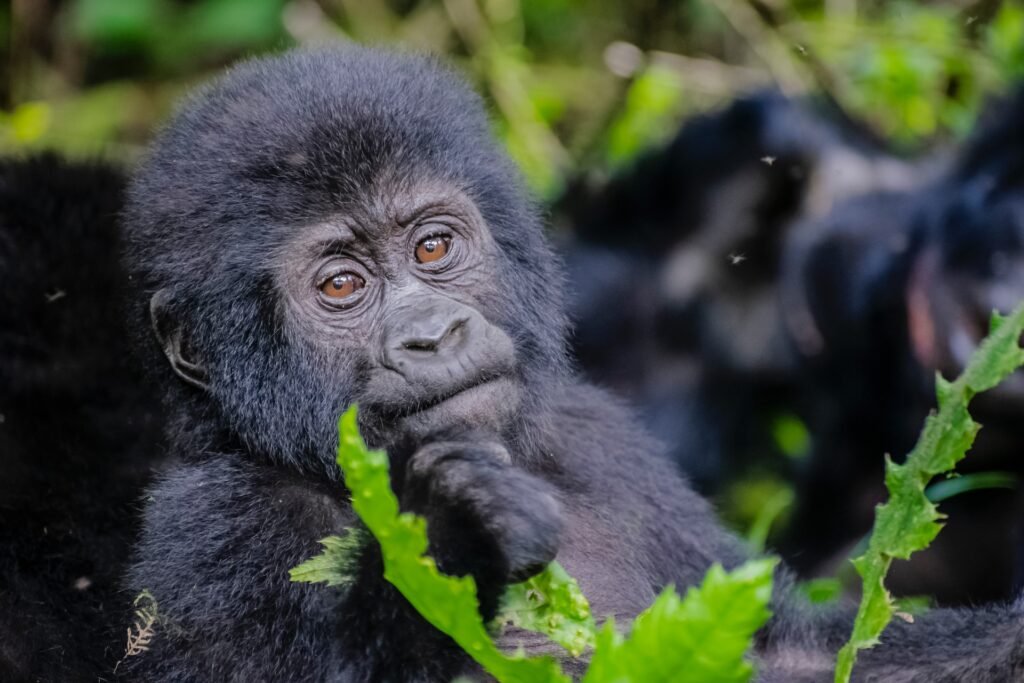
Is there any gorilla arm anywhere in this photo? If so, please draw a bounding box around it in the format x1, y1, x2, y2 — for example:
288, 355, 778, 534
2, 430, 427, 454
122, 435, 564, 682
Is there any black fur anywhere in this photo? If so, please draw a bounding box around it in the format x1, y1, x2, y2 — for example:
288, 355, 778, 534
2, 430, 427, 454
556, 92, 916, 491
0, 155, 164, 681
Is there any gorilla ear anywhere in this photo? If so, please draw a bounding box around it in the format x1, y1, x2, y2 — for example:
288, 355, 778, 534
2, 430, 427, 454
150, 289, 210, 391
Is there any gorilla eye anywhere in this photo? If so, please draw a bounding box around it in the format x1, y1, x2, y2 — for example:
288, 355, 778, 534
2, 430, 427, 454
320, 272, 365, 300
414, 235, 451, 264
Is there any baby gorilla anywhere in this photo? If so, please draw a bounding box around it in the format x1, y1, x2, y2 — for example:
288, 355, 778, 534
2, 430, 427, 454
122, 47, 741, 681
121, 47, 1024, 681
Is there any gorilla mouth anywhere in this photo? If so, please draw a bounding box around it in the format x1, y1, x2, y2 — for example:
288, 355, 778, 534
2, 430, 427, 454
377, 375, 522, 437
399, 375, 514, 418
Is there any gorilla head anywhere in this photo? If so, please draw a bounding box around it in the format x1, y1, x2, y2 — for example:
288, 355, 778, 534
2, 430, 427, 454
124, 47, 570, 473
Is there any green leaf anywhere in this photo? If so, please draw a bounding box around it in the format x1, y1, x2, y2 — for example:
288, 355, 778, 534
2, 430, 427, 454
289, 529, 365, 588
835, 303, 1024, 683
3, 102, 51, 144
987, 3, 1024, 79
771, 413, 811, 460
892, 595, 932, 617
924, 470, 1016, 503
184, 0, 286, 52
800, 578, 842, 605
582, 559, 777, 683
71, 0, 167, 50
496, 561, 596, 657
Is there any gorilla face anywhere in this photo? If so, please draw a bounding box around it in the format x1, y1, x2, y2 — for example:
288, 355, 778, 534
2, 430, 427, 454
906, 193, 1024, 405
125, 48, 569, 471
277, 179, 521, 440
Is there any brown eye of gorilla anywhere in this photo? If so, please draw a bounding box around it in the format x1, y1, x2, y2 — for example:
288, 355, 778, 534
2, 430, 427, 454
414, 235, 451, 264
320, 272, 365, 300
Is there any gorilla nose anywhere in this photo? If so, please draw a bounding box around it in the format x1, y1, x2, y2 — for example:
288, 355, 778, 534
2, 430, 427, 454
374, 297, 517, 403
382, 300, 478, 380
398, 317, 468, 355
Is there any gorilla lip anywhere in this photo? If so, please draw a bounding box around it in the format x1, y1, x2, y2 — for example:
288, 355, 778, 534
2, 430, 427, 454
392, 375, 514, 419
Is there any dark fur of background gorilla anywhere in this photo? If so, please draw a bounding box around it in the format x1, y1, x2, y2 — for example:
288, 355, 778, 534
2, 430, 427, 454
0, 157, 164, 679
554, 91, 918, 492
780, 88, 1024, 603
1, 46, 1023, 683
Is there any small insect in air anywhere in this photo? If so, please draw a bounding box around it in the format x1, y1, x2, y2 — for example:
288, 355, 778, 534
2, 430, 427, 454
728, 253, 747, 265
761, 156, 776, 166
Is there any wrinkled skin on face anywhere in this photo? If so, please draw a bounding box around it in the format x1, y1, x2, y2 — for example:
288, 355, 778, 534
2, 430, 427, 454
277, 180, 522, 443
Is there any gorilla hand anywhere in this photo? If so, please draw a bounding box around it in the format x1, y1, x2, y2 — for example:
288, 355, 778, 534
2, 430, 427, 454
399, 438, 564, 618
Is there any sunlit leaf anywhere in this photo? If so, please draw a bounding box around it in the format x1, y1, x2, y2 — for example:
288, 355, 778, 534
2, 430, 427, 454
6, 103, 51, 144
582, 560, 777, 683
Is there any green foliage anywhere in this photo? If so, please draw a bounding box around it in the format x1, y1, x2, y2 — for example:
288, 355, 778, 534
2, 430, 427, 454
0, 82, 176, 157
290, 529, 365, 588
494, 561, 596, 658
743, 486, 794, 556
834, 303, 1024, 683
799, 577, 842, 605
582, 559, 777, 683
484, 44, 573, 198
770, 413, 811, 460
10, 0, 1024, 177
69, 0, 288, 72
799, 1, 1024, 142
892, 595, 932, 617
719, 475, 794, 554
294, 406, 776, 682
186, 0, 286, 52
0, 102, 51, 145
71, 0, 166, 51
987, 3, 1024, 79
924, 470, 1016, 503
604, 65, 685, 169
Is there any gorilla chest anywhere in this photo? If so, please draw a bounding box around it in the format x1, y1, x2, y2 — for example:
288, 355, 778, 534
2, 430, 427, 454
555, 512, 660, 623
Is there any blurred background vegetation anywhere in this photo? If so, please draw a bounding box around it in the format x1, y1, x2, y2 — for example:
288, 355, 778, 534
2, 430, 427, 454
2, 0, 1023, 200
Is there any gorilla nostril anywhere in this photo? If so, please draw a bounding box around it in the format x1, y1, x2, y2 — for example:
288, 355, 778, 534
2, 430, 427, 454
443, 318, 468, 347
399, 317, 468, 354
402, 339, 436, 353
